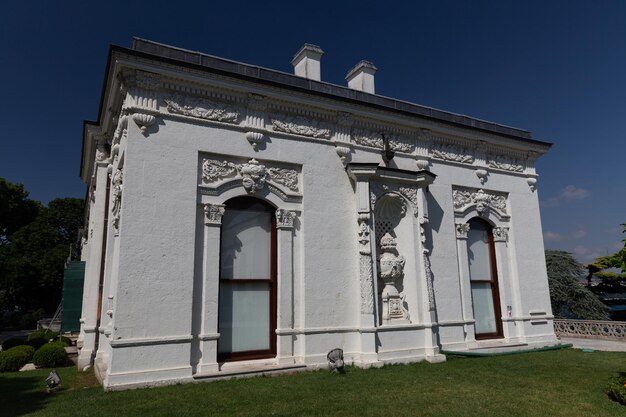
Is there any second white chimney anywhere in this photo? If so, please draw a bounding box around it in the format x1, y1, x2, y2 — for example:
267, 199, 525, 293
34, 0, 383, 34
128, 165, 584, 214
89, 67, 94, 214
291, 44, 324, 81
346, 60, 377, 94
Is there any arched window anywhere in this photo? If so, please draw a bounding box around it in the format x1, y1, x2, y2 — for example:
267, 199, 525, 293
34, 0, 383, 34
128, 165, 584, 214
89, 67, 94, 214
467, 218, 503, 339
218, 197, 276, 361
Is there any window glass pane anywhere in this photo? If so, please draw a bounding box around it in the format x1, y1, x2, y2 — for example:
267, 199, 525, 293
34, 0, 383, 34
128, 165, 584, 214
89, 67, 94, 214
467, 222, 491, 281
471, 282, 497, 334
220, 208, 271, 279
218, 281, 270, 353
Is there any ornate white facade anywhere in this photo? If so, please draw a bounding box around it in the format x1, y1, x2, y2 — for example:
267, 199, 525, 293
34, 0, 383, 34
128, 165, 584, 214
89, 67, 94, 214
78, 39, 558, 390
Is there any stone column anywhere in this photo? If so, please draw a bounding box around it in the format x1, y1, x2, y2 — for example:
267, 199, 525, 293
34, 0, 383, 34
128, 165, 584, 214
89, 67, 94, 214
454, 222, 476, 345
77, 146, 109, 369
196, 203, 224, 374
492, 226, 522, 340
275, 209, 296, 365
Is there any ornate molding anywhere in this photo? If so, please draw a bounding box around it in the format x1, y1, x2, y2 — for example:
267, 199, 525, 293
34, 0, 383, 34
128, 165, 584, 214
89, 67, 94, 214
431, 142, 474, 164
352, 128, 414, 153
370, 183, 419, 217
526, 177, 537, 192
271, 114, 330, 139
378, 233, 409, 322
455, 223, 470, 239
245, 94, 267, 150
111, 169, 123, 236
132, 112, 156, 133
201, 157, 300, 195
275, 209, 295, 228
423, 251, 435, 311
95, 144, 110, 163
493, 226, 509, 242
164, 94, 239, 123
203, 203, 225, 225
357, 213, 374, 314
453, 188, 508, 217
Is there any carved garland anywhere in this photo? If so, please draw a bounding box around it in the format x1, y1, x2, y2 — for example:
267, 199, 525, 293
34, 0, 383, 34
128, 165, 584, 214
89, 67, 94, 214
488, 155, 524, 173
111, 169, 123, 236
164, 94, 239, 123
271, 114, 330, 139
431, 143, 474, 164
352, 128, 414, 153
201, 158, 300, 194
358, 213, 375, 314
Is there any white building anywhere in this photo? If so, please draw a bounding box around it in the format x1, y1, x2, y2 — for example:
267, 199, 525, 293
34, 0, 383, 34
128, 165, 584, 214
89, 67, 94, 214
78, 39, 558, 389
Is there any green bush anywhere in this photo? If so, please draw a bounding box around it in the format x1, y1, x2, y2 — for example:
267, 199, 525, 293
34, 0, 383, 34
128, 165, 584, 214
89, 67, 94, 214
607, 374, 626, 405
27, 329, 58, 350
1, 337, 26, 351
54, 336, 72, 347
32, 342, 69, 368
0, 345, 35, 372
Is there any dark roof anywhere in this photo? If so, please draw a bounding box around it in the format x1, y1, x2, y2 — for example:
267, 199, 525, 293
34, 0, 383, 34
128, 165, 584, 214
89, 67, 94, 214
127, 38, 550, 147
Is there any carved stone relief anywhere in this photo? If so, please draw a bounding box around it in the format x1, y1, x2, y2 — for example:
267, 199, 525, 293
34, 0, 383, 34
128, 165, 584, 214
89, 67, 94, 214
370, 183, 419, 217
378, 233, 409, 322
275, 209, 295, 228
487, 154, 524, 173
431, 142, 474, 164
352, 128, 414, 153
271, 114, 330, 139
455, 223, 470, 239
111, 169, 123, 236
357, 213, 374, 314
203, 203, 225, 225
453, 188, 508, 217
164, 94, 239, 123
201, 157, 300, 195
493, 226, 510, 242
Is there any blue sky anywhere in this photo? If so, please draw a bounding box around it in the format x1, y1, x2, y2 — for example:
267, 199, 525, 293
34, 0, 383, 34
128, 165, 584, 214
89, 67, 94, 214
1, 1, 624, 264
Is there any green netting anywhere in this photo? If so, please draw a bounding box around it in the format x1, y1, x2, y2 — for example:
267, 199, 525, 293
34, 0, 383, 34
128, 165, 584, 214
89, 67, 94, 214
60, 261, 85, 333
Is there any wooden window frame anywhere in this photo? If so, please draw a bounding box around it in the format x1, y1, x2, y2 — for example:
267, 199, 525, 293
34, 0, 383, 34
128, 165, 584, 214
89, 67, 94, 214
217, 197, 277, 362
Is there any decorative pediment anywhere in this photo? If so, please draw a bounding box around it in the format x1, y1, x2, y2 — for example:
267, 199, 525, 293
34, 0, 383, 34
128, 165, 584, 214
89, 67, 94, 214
452, 188, 508, 218
199, 155, 301, 202
271, 114, 330, 139
164, 94, 240, 123
352, 128, 414, 153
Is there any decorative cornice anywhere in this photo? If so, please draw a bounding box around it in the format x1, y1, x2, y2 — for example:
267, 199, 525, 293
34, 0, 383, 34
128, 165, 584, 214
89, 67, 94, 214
453, 188, 508, 217
164, 94, 239, 123
271, 114, 331, 139
203, 203, 225, 225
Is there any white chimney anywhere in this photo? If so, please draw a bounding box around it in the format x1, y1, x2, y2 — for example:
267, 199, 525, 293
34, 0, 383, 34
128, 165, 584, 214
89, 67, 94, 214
346, 60, 377, 94
291, 44, 324, 81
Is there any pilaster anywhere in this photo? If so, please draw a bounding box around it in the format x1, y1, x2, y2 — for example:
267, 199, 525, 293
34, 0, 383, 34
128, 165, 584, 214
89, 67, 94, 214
454, 222, 476, 345
276, 209, 296, 364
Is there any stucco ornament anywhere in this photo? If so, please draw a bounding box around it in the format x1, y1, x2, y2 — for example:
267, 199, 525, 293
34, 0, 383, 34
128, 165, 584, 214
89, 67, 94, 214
357, 213, 374, 314
453, 188, 507, 217
493, 226, 510, 242
202, 159, 237, 182
203, 203, 225, 225
111, 169, 123, 236
164, 94, 239, 123
352, 128, 414, 153
378, 233, 410, 322
275, 209, 295, 228
431, 143, 474, 164
238, 159, 268, 193
132, 112, 156, 134
488, 154, 524, 172
455, 223, 470, 239
271, 114, 330, 139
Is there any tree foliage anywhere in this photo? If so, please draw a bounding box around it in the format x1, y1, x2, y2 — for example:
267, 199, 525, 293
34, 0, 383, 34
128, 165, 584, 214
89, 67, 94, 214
587, 223, 626, 293
0, 178, 84, 325
545, 249, 609, 320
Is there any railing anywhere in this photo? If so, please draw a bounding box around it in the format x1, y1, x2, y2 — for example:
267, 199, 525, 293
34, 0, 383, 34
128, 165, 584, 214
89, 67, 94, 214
554, 319, 625, 340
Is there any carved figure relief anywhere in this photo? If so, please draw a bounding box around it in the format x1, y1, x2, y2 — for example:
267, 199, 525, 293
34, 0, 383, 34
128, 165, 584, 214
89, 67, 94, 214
271, 114, 330, 139
455, 223, 470, 239
352, 128, 414, 153
488, 154, 524, 172
453, 188, 508, 217
493, 226, 510, 242
238, 159, 268, 193
164, 94, 239, 123
275, 208, 295, 228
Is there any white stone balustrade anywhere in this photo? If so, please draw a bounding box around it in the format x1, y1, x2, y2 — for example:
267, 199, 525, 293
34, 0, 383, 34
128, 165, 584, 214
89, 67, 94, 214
554, 319, 626, 340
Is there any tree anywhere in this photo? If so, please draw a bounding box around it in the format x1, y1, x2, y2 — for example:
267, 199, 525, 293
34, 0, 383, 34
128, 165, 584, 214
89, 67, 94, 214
586, 223, 626, 294
544, 250, 609, 320
0, 180, 85, 324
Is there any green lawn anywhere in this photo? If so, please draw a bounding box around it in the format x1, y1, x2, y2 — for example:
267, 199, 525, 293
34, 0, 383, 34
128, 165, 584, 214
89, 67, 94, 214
1, 349, 624, 416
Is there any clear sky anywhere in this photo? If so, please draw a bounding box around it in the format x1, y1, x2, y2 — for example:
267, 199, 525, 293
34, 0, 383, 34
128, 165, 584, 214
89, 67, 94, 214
1, 1, 624, 264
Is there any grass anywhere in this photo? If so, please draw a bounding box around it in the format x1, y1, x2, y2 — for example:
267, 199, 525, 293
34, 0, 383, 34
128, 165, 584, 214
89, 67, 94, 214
0, 348, 624, 416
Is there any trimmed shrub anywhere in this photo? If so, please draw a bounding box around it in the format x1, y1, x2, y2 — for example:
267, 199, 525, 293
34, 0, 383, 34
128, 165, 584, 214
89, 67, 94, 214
1, 337, 26, 351
54, 336, 72, 347
607, 374, 626, 406
0, 345, 35, 372
27, 330, 58, 351
32, 342, 69, 368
